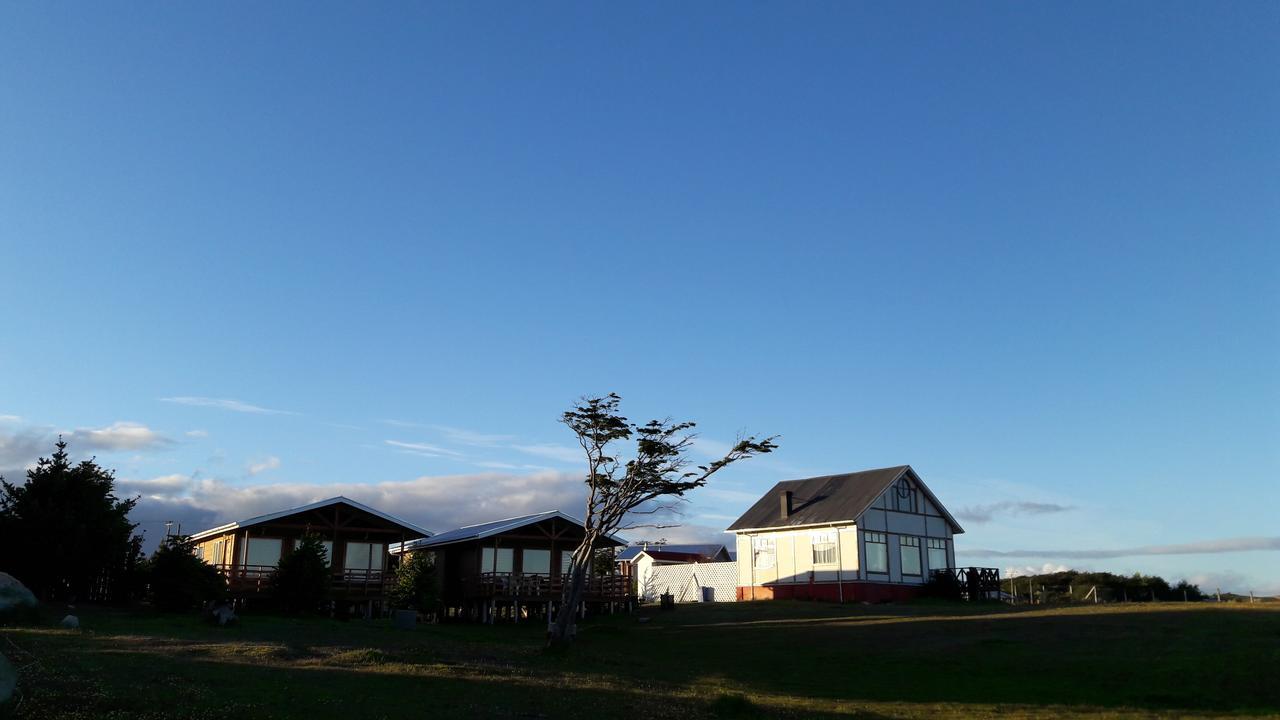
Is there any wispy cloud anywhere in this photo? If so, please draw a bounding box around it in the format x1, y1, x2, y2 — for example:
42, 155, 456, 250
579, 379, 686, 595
246, 456, 281, 476
385, 440, 465, 458
511, 443, 582, 464
0, 415, 21, 423
69, 421, 172, 452
161, 397, 296, 415
955, 501, 1074, 523
433, 425, 515, 447
965, 536, 1280, 560
185, 429, 209, 438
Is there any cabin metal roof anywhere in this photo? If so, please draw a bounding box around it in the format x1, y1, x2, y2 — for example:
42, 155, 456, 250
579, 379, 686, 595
390, 510, 627, 554
725, 465, 963, 534
188, 496, 433, 542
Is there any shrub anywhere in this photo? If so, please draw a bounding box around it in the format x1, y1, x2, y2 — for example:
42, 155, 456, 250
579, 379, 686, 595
148, 535, 226, 612
389, 550, 438, 613
271, 534, 330, 614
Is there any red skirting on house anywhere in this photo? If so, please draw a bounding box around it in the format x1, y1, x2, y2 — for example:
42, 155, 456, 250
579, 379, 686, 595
736, 582, 921, 603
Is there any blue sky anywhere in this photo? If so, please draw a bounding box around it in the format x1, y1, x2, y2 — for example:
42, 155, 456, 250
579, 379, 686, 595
1, 3, 1276, 593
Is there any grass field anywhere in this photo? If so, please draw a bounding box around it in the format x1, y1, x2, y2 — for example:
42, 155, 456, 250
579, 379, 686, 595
3, 601, 1279, 719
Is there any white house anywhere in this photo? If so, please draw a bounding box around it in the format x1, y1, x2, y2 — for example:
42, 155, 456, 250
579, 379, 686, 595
726, 465, 968, 602
615, 544, 731, 599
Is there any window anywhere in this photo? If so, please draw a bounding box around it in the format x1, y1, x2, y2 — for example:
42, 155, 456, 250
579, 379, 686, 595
344, 542, 385, 573
522, 549, 551, 575
481, 547, 514, 573
900, 537, 922, 576
811, 531, 837, 565
864, 532, 888, 574
321, 541, 334, 566
752, 537, 775, 570
245, 538, 283, 568
895, 486, 917, 512
927, 538, 948, 571
559, 551, 574, 575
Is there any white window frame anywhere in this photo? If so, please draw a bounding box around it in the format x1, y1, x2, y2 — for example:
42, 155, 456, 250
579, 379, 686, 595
900, 536, 922, 576
864, 532, 888, 574
811, 531, 837, 566
927, 538, 947, 571
752, 537, 776, 570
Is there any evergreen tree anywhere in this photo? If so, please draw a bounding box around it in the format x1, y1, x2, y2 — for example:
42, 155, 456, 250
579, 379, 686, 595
0, 439, 142, 601
148, 535, 225, 612
271, 534, 330, 613
390, 550, 438, 612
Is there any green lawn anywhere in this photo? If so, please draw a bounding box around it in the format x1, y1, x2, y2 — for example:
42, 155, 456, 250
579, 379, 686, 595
3, 601, 1279, 719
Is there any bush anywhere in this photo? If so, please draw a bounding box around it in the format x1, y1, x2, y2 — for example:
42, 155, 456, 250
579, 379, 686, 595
272, 534, 329, 614
389, 550, 438, 612
148, 535, 225, 612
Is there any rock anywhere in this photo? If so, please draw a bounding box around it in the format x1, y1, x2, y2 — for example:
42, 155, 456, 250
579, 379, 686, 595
59, 614, 79, 629
210, 604, 237, 626
0, 572, 37, 614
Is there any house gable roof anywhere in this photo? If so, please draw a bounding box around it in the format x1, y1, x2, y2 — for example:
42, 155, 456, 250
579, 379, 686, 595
390, 510, 627, 554
188, 496, 433, 542
725, 465, 964, 534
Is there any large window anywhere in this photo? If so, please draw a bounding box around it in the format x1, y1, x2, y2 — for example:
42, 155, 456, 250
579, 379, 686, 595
811, 531, 837, 566
321, 540, 334, 566
481, 547, 514, 573
345, 542, 385, 574
752, 537, 775, 570
559, 551, 574, 575
927, 538, 948, 571
899, 536, 922, 576
864, 532, 888, 574
245, 538, 282, 568
522, 549, 551, 575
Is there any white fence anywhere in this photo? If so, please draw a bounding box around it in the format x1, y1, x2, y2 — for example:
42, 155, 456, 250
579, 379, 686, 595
640, 562, 738, 603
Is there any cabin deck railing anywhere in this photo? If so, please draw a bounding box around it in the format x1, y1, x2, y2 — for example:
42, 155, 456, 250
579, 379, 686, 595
210, 564, 393, 595
464, 572, 632, 601
930, 566, 1002, 600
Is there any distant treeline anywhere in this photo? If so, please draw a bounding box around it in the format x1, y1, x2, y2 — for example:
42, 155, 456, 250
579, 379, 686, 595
1003, 570, 1205, 603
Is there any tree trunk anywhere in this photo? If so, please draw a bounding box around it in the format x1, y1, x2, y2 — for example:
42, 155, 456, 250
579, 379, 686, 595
548, 534, 596, 647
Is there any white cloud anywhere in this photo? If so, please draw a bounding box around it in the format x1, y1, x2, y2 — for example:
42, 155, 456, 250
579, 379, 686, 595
1003, 563, 1072, 578
117, 473, 195, 497
385, 440, 465, 458
69, 421, 172, 451
161, 397, 296, 415
127, 469, 592, 550
966, 536, 1280, 560
185, 429, 209, 438
246, 456, 281, 476
0, 415, 21, 423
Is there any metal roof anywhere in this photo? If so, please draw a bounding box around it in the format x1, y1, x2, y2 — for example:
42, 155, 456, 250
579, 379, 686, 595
616, 544, 729, 562
390, 510, 627, 554
188, 496, 433, 542
724, 465, 964, 534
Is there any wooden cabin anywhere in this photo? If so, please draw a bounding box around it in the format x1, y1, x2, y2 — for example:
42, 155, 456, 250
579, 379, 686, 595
390, 510, 631, 623
188, 496, 431, 611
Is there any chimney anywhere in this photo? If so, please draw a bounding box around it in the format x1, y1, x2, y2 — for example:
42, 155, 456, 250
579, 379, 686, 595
780, 490, 793, 519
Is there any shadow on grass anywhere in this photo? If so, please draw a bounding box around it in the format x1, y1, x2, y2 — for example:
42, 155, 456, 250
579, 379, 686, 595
575, 603, 1280, 715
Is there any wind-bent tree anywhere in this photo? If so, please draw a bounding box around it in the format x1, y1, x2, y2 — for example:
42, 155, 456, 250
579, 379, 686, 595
548, 394, 777, 647
0, 438, 143, 602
